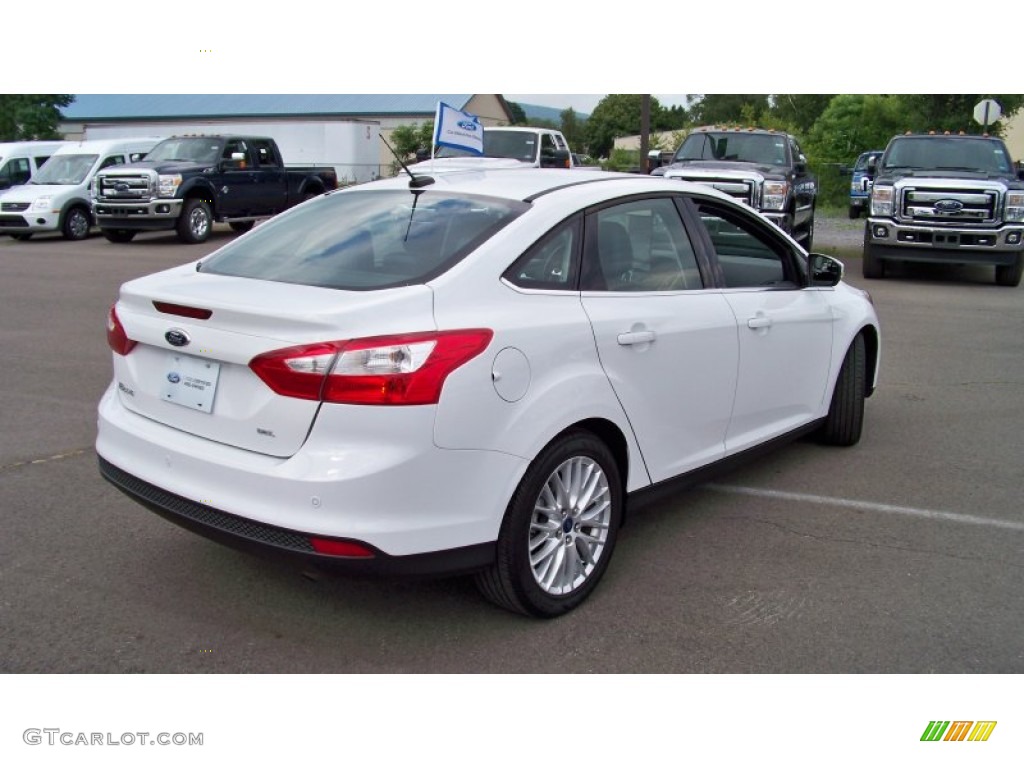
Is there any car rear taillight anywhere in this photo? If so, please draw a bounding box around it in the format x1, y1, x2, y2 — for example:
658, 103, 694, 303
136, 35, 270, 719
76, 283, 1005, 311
249, 330, 493, 406
106, 304, 137, 356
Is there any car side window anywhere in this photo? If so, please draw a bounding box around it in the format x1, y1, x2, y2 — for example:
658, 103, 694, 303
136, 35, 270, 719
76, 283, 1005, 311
2, 158, 32, 185
99, 155, 125, 170
252, 140, 279, 167
582, 198, 702, 292
695, 203, 798, 289
222, 139, 251, 166
504, 215, 581, 291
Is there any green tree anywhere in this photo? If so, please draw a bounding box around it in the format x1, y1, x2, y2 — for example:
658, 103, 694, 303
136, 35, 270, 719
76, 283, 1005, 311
507, 101, 527, 126
0, 95, 73, 140
895, 94, 1024, 136
805, 94, 906, 162
560, 107, 582, 151
386, 121, 434, 168
768, 94, 835, 135
688, 94, 770, 126
584, 94, 669, 158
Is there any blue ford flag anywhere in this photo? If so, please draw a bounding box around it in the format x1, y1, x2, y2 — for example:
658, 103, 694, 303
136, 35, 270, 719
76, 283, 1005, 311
433, 102, 484, 156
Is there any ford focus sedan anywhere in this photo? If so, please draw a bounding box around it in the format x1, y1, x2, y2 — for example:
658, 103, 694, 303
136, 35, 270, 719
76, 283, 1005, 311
96, 168, 881, 618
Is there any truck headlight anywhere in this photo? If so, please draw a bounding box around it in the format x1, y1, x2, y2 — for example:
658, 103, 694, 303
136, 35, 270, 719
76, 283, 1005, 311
870, 185, 893, 217
762, 180, 788, 211
158, 174, 183, 198
30, 196, 53, 212
1005, 191, 1024, 223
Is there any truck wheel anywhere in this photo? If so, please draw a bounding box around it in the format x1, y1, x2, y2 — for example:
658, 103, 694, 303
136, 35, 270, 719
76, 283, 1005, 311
177, 199, 212, 244
862, 230, 885, 279
818, 334, 866, 447
995, 256, 1023, 287
474, 430, 623, 618
229, 221, 254, 233
61, 206, 91, 241
802, 214, 815, 251
848, 205, 860, 220
102, 229, 136, 243
12, 233, 32, 241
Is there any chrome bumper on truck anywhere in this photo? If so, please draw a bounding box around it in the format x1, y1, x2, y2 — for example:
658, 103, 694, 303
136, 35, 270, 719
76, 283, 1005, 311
866, 219, 1024, 265
93, 199, 184, 231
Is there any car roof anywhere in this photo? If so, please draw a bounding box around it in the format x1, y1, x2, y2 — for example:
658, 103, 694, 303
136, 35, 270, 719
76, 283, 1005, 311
51, 138, 164, 154
343, 167, 739, 206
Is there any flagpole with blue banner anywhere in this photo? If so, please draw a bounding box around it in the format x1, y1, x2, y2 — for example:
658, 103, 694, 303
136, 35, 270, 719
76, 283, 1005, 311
433, 101, 485, 159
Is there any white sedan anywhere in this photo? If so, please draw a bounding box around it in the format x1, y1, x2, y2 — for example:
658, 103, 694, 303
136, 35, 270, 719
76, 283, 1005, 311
96, 168, 880, 618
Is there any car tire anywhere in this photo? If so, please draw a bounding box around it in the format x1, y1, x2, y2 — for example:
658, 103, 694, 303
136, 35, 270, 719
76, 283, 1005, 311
229, 221, 254, 233
12, 233, 32, 241
995, 256, 1023, 287
848, 205, 860, 220
61, 206, 92, 241
474, 429, 623, 618
177, 199, 212, 244
819, 334, 866, 447
862, 230, 885, 279
102, 229, 137, 243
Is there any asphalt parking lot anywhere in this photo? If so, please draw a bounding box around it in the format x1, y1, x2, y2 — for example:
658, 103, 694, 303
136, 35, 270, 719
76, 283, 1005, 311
1, 218, 1022, 673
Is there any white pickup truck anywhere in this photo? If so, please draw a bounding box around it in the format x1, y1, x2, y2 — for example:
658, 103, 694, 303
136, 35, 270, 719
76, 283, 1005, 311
407, 126, 581, 172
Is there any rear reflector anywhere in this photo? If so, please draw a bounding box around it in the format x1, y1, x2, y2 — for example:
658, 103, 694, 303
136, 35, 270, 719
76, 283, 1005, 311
106, 304, 137, 356
249, 329, 493, 406
153, 301, 213, 320
309, 538, 375, 558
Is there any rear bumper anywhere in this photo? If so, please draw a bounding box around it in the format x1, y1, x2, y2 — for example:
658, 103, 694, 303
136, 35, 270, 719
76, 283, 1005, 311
866, 218, 1024, 265
98, 456, 494, 576
95, 383, 527, 568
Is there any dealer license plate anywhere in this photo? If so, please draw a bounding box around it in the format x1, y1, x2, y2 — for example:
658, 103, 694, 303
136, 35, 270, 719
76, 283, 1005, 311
160, 353, 221, 413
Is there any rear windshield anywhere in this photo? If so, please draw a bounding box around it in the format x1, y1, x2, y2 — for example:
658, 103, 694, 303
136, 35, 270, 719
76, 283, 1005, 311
436, 130, 538, 162
199, 189, 528, 290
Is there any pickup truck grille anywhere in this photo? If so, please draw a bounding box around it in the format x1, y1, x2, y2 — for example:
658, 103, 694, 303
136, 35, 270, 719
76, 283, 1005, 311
676, 176, 754, 207
97, 173, 154, 202
899, 186, 998, 226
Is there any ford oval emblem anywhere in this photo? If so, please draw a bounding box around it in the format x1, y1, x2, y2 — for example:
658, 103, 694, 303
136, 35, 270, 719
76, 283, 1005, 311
167, 372, 181, 384
934, 199, 964, 213
165, 329, 190, 347
457, 120, 478, 132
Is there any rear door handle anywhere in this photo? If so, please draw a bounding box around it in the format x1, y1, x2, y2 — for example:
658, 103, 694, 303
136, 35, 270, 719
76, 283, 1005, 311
617, 330, 656, 346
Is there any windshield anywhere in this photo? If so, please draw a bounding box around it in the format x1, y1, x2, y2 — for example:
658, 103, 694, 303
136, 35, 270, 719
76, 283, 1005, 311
200, 189, 528, 290
675, 132, 789, 165
145, 138, 222, 164
881, 137, 1013, 174
436, 130, 539, 162
31, 154, 98, 185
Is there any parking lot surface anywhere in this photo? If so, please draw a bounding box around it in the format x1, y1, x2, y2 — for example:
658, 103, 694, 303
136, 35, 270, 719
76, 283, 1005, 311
1, 218, 1022, 672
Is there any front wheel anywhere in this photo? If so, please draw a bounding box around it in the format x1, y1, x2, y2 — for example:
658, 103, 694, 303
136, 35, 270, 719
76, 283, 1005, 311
862, 232, 885, 279
801, 212, 815, 251
12, 233, 32, 241
61, 206, 92, 241
995, 256, 1023, 287
819, 334, 866, 447
848, 205, 861, 220
177, 199, 212, 244
475, 430, 623, 618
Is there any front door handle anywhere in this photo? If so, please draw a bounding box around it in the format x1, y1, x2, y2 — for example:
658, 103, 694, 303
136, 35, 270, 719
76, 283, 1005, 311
747, 315, 772, 330
617, 330, 656, 346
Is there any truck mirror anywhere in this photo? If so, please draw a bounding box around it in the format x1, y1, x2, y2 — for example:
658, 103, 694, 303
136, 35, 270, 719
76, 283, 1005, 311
541, 149, 570, 168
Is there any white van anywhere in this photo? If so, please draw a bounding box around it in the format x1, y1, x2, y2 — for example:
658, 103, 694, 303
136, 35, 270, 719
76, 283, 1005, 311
0, 137, 162, 241
0, 141, 69, 191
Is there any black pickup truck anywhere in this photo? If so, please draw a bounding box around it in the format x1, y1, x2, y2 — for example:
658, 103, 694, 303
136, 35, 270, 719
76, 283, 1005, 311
657, 126, 818, 248
92, 135, 338, 243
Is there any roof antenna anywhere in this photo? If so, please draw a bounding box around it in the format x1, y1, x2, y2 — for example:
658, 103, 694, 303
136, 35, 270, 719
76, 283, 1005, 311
380, 134, 434, 189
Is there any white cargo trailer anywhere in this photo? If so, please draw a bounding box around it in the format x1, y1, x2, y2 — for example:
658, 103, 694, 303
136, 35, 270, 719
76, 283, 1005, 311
83, 119, 381, 183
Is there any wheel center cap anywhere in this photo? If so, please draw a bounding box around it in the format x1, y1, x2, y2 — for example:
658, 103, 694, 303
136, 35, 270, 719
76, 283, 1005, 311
562, 517, 574, 534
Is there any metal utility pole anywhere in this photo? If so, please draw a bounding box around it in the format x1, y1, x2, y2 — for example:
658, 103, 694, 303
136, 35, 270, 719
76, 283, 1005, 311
640, 94, 650, 173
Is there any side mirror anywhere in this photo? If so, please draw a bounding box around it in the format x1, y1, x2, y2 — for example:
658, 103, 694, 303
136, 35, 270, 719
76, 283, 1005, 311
809, 253, 843, 287
221, 152, 248, 170
541, 148, 570, 168
867, 159, 879, 175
